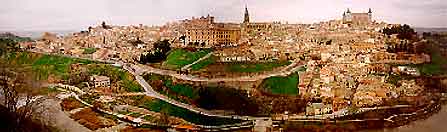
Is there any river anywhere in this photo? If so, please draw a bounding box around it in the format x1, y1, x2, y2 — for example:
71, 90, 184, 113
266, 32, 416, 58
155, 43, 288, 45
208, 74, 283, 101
362, 104, 447, 132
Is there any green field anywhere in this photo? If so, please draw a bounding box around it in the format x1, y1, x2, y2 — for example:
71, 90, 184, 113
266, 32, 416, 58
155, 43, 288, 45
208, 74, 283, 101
261, 72, 299, 95
399, 44, 447, 76
144, 73, 199, 102
140, 98, 241, 126
3, 52, 95, 80
418, 50, 446, 75
164, 80, 199, 99
226, 61, 291, 72
190, 56, 215, 71
163, 48, 212, 70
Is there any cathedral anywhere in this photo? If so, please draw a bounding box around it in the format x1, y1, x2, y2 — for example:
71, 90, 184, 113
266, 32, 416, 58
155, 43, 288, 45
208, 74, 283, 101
342, 8, 373, 25
242, 5, 279, 31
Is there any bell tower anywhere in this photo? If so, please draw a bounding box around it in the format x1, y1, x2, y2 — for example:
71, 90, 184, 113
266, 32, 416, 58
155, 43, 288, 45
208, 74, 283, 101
243, 5, 250, 24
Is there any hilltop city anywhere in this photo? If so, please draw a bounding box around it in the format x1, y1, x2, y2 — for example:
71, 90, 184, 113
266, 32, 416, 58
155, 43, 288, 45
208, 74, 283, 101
1, 5, 447, 132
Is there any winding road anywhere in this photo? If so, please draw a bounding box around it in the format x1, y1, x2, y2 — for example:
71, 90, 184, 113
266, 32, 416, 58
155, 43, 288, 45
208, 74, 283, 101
126, 65, 269, 120
132, 60, 306, 83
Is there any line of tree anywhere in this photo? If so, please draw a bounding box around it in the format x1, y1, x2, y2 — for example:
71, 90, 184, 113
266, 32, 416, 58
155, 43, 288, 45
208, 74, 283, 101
138, 40, 172, 64
386, 41, 415, 53
382, 24, 416, 40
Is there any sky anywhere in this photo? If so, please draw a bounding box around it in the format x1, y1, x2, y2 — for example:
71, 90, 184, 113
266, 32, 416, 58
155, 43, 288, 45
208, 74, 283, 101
1, 0, 446, 31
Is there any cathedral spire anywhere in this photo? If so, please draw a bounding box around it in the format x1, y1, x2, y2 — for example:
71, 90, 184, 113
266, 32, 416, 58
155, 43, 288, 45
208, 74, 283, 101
243, 4, 250, 23
368, 8, 372, 13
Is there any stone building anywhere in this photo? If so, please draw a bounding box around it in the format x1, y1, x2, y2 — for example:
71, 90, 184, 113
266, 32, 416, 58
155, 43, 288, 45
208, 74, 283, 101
90, 75, 110, 88
245, 23, 279, 31
180, 15, 242, 47
181, 15, 215, 30
342, 8, 373, 26
306, 103, 333, 115
185, 25, 241, 47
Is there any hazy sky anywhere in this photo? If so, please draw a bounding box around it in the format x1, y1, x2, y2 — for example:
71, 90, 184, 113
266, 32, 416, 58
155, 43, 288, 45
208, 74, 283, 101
1, 0, 446, 31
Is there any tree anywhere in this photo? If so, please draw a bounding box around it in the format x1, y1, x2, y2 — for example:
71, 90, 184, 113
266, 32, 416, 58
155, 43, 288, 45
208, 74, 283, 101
138, 40, 172, 64
0, 59, 47, 132
382, 24, 416, 40
153, 40, 171, 53
0, 38, 19, 56
422, 32, 431, 39
68, 68, 89, 85
101, 21, 107, 29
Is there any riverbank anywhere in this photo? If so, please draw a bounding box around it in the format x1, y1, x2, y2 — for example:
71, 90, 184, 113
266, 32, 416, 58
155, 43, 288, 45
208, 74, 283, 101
279, 98, 443, 131
381, 102, 447, 132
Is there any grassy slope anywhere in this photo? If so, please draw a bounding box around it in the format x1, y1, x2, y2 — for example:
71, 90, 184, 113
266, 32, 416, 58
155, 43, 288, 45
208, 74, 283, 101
163, 49, 211, 70
261, 72, 299, 95
164, 80, 198, 99
190, 56, 215, 71
419, 51, 446, 75
144, 74, 199, 103
4, 52, 94, 80
3, 52, 142, 92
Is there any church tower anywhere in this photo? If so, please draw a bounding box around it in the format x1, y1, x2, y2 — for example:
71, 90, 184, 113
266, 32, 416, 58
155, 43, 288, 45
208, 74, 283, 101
343, 8, 352, 24
243, 5, 250, 23
368, 8, 373, 22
